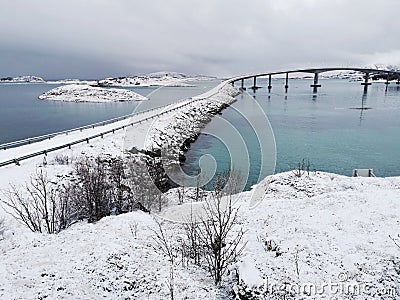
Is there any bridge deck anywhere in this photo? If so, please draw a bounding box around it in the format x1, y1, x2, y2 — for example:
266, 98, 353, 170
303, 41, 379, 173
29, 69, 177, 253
231, 67, 400, 82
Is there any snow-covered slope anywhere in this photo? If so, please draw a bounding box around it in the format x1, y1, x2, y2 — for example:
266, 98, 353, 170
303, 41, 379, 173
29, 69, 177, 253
1, 167, 399, 299
38, 84, 148, 102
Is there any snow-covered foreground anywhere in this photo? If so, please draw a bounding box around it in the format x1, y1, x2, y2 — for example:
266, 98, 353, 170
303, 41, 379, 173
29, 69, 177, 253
1, 158, 399, 299
38, 84, 148, 102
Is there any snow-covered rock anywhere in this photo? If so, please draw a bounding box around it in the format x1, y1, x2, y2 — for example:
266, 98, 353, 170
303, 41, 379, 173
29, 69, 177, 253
144, 84, 240, 161
38, 84, 148, 102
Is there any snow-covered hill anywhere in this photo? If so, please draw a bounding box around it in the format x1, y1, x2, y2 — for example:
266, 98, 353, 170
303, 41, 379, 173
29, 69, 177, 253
38, 84, 148, 102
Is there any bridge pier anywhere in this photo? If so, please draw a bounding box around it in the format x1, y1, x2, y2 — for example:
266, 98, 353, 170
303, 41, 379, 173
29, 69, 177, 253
385, 73, 390, 85
361, 72, 372, 86
251, 76, 260, 91
310, 72, 322, 92
240, 79, 246, 91
268, 74, 272, 92
285, 73, 289, 92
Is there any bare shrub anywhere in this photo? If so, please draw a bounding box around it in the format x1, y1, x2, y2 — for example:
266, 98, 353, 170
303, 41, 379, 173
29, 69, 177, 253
389, 234, 400, 249
130, 221, 138, 238
292, 158, 311, 177
74, 157, 111, 222
54, 154, 70, 165
0, 218, 5, 240
125, 155, 165, 212
198, 192, 246, 285
151, 218, 176, 300
107, 157, 131, 214
1, 169, 71, 234
264, 239, 283, 257
211, 169, 244, 197
182, 207, 202, 266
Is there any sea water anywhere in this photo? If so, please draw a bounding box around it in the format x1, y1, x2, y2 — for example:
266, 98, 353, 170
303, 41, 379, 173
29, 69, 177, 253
181, 78, 400, 189
0, 83, 159, 144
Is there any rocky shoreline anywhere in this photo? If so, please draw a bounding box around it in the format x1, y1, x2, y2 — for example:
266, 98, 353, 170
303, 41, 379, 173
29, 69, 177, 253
126, 84, 241, 189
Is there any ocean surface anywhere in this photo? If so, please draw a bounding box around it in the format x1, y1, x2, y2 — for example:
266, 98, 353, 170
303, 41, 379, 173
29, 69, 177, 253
181, 78, 400, 189
0, 81, 218, 144
0, 84, 154, 144
2, 79, 400, 190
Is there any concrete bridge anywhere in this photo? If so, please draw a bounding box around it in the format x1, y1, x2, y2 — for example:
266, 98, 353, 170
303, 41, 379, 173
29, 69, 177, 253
230, 67, 400, 93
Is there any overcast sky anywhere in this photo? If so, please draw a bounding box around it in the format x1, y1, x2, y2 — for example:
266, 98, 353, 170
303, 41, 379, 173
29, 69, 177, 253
1, 0, 399, 79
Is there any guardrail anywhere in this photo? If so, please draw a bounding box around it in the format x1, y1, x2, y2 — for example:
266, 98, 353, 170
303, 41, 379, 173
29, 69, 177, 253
0, 80, 235, 168
0, 98, 189, 150
0, 95, 215, 168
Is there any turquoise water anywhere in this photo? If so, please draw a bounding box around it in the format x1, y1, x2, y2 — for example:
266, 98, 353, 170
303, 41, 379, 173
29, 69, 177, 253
182, 79, 400, 189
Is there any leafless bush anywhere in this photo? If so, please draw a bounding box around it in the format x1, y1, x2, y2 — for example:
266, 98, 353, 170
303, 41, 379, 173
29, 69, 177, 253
389, 234, 400, 249
71, 155, 133, 221
211, 169, 244, 198
1, 169, 72, 234
198, 192, 246, 285
264, 239, 283, 257
54, 154, 70, 165
182, 207, 202, 266
292, 158, 311, 177
125, 156, 165, 212
151, 218, 176, 300
0, 218, 5, 240
73, 157, 112, 222
130, 221, 138, 238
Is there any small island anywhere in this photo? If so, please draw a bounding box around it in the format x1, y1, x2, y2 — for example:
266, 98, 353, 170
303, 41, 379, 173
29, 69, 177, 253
38, 84, 148, 102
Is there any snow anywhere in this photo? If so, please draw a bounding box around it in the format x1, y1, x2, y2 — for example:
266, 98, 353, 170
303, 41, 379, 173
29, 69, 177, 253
1, 160, 399, 298
38, 84, 148, 102
0, 78, 399, 299
0, 75, 45, 83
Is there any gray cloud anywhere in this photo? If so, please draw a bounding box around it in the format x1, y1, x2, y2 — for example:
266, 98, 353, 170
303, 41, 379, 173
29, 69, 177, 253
1, 0, 399, 79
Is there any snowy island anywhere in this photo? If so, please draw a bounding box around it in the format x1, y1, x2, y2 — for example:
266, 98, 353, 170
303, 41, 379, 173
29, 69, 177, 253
38, 84, 148, 102
97, 71, 215, 87
0, 75, 45, 83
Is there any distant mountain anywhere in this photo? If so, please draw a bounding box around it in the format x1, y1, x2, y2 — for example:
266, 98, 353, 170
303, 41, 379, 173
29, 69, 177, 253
0, 75, 45, 83
320, 64, 400, 81
0, 72, 217, 86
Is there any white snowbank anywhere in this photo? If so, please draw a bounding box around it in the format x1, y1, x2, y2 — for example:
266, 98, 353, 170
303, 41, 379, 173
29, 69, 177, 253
38, 84, 148, 102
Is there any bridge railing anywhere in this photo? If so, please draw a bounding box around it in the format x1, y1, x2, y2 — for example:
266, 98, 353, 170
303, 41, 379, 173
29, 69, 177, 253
0, 97, 194, 151
0, 95, 215, 168
0, 76, 272, 168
